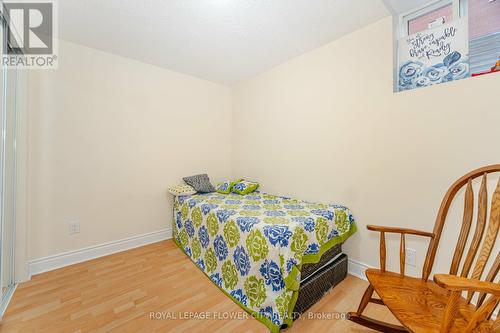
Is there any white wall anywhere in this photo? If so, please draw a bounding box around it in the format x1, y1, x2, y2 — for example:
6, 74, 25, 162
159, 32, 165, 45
232, 17, 500, 277
27, 40, 232, 261
26, 17, 500, 280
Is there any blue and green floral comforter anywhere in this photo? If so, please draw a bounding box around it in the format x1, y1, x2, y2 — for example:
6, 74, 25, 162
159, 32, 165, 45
173, 192, 356, 332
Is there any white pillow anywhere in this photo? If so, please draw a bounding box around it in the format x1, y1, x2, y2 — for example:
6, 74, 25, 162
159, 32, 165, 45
168, 184, 197, 196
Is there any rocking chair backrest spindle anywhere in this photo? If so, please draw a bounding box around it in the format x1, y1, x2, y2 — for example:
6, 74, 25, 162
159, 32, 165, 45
422, 165, 500, 306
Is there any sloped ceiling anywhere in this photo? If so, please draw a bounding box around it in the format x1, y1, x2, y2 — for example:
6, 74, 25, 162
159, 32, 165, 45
59, 0, 390, 84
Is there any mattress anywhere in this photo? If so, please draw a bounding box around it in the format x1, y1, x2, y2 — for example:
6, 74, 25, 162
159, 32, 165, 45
173, 191, 356, 332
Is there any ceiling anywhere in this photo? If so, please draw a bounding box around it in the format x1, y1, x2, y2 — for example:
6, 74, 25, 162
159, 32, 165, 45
383, 0, 434, 14
59, 0, 398, 84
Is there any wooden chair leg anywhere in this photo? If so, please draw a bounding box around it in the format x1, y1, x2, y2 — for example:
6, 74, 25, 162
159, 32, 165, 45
348, 284, 408, 332
357, 285, 374, 315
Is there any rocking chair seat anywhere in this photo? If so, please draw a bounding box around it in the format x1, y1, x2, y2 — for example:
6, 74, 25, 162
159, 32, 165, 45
366, 268, 494, 333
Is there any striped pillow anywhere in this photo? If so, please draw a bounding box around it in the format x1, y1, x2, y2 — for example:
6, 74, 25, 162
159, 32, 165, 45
183, 174, 215, 193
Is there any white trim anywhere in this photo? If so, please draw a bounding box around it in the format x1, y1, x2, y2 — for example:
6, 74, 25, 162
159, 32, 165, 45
403, 0, 453, 21
347, 258, 372, 281
0, 283, 17, 320
399, 0, 467, 38
400, 0, 454, 37
28, 228, 172, 278
23, 242, 500, 320
13, 69, 29, 283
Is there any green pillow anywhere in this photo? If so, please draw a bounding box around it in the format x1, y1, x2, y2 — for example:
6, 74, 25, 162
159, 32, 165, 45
231, 180, 259, 195
216, 179, 242, 194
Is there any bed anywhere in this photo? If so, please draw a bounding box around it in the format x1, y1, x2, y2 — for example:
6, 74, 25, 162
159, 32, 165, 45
172, 191, 356, 332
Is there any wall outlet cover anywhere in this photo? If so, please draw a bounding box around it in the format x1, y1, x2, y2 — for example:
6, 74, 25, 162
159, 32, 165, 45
405, 248, 416, 267
69, 221, 80, 235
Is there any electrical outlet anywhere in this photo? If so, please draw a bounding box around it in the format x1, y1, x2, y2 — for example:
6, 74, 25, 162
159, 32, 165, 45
405, 248, 416, 267
68, 220, 80, 235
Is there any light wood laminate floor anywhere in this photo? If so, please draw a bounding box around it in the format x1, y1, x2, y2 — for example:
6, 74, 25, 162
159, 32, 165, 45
0, 240, 398, 332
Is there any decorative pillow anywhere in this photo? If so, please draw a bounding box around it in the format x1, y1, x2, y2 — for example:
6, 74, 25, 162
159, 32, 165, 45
216, 179, 242, 194
183, 174, 215, 193
168, 184, 197, 196
231, 180, 259, 195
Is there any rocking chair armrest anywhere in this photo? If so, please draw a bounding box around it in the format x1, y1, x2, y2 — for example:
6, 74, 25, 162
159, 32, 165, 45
367, 225, 434, 274
434, 274, 500, 296
367, 225, 435, 238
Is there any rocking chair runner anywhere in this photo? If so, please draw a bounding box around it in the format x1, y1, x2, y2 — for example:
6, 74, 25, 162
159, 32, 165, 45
349, 165, 500, 333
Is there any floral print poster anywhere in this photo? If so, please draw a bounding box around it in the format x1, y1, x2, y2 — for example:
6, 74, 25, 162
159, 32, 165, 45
398, 18, 470, 91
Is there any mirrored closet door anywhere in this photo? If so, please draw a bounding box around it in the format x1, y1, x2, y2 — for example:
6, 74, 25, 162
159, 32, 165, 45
0, 13, 17, 319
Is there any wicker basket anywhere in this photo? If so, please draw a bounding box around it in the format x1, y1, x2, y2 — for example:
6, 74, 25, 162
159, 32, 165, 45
291, 253, 348, 320
300, 244, 342, 281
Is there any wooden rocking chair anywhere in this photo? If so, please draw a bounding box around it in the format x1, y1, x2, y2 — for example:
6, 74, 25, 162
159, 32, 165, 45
349, 165, 500, 333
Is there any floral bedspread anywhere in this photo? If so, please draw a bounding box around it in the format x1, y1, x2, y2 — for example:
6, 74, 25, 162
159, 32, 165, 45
173, 192, 356, 332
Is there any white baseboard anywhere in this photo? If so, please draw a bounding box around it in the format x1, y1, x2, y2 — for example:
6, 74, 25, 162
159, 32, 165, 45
24, 242, 498, 320
28, 228, 172, 279
348, 258, 371, 281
